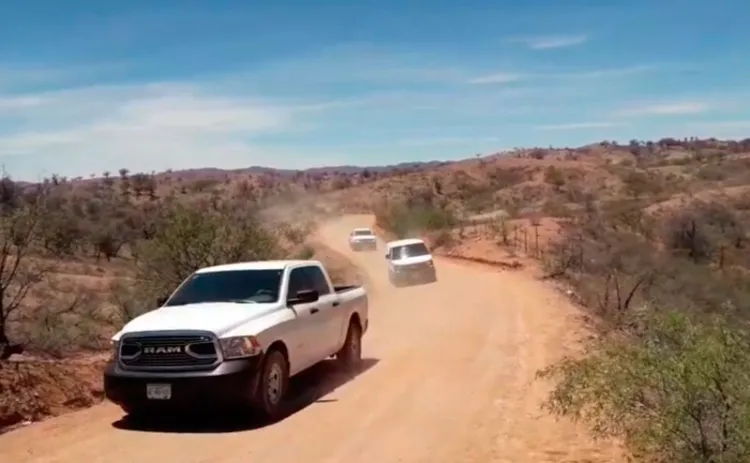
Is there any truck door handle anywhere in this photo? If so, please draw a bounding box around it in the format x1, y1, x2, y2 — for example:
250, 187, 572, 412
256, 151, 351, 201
310, 308, 319, 314
332, 301, 340, 307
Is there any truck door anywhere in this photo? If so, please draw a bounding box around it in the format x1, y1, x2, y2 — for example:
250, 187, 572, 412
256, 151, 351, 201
303, 265, 345, 356
287, 267, 329, 371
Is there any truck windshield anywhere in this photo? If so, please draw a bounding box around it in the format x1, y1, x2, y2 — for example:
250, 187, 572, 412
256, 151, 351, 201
392, 242, 429, 259
165, 269, 283, 306
353, 230, 373, 236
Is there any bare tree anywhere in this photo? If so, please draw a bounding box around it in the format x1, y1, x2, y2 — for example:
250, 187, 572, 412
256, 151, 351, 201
0, 197, 52, 359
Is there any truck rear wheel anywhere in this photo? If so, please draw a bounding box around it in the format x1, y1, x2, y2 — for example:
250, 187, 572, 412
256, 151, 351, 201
336, 320, 362, 371
252, 349, 289, 421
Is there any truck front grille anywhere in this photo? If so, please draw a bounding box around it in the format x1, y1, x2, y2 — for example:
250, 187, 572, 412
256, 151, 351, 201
119, 332, 219, 370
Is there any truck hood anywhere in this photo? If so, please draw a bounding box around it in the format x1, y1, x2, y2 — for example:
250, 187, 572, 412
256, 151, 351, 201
392, 254, 433, 266
114, 302, 281, 339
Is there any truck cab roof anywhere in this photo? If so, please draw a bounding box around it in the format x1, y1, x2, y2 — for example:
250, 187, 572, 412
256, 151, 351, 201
386, 238, 426, 249
196, 260, 324, 274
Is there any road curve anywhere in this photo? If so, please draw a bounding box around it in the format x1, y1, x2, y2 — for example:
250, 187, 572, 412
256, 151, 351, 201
0, 214, 620, 463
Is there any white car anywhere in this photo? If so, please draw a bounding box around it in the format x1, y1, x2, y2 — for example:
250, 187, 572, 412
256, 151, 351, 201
348, 227, 378, 251
384, 238, 437, 287
104, 260, 368, 421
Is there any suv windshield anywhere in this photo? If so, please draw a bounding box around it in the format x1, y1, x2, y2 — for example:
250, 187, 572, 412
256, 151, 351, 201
353, 230, 373, 236
165, 269, 283, 306
392, 242, 429, 260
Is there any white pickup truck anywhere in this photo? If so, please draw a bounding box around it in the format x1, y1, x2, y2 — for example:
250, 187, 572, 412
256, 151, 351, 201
385, 238, 438, 287
348, 227, 378, 251
104, 260, 368, 421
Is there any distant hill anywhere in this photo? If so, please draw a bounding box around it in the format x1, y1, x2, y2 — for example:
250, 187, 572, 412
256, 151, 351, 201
144, 160, 454, 181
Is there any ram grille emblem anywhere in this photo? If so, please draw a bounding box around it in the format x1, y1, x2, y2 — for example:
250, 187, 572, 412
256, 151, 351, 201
143, 346, 183, 354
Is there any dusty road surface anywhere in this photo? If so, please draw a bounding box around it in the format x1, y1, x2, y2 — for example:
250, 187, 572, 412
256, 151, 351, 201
0, 215, 621, 463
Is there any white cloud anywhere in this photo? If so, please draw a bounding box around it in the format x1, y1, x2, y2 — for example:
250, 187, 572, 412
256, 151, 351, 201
467, 73, 522, 85
2, 44, 737, 180
535, 122, 624, 130
614, 101, 711, 117
0, 95, 49, 110
0, 82, 339, 178
688, 120, 750, 129
227, 44, 469, 86
510, 34, 588, 50
117, 92, 288, 133
398, 136, 500, 146
0, 62, 128, 92
675, 120, 750, 140
642, 119, 750, 142
553, 64, 659, 79
0, 63, 563, 179
469, 64, 660, 86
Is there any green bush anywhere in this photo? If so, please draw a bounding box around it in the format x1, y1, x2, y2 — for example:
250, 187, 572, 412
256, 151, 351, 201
126, 200, 285, 311
375, 199, 457, 238
538, 311, 750, 462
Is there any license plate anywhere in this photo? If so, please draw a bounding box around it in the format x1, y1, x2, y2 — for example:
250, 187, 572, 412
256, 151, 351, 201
146, 383, 171, 400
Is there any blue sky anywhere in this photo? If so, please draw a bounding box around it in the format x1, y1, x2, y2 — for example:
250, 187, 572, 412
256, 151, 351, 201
1, 0, 749, 180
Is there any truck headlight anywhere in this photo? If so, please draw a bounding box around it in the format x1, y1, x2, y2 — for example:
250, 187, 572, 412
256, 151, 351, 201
220, 336, 262, 359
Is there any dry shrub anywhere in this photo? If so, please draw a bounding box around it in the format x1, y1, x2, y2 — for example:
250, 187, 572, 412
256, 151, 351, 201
540, 193, 750, 462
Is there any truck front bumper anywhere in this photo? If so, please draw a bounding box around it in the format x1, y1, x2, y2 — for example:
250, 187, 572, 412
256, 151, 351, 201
350, 240, 377, 251
392, 265, 437, 284
104, 357, 263, 413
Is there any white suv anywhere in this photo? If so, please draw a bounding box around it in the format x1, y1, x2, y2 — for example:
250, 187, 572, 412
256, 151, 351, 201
349, 228, 377, 251
384, 238, 437, 287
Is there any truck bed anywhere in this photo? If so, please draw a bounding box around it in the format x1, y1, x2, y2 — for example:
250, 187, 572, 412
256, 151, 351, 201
333, 285, 360, 293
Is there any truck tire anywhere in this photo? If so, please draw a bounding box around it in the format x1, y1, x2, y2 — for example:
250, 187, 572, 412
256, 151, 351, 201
252, 349, 289, 421
335, 320, 362, 371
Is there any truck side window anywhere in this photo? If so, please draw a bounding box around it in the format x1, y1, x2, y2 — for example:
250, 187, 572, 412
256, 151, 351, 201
288, 268, 311, 296
304, 266, 331, 295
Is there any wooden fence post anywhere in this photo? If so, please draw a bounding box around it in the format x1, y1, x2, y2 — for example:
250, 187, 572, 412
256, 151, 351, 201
523, 228, 528, 253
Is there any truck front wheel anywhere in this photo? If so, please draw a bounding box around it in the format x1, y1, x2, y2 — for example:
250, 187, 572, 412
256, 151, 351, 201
335, 320, 362, 371
252, 349, 289, 421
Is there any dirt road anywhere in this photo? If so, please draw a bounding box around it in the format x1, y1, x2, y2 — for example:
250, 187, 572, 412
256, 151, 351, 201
0, 215, 620, 463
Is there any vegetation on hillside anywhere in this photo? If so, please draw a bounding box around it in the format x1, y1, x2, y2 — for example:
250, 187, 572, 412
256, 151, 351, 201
0, 168, 372, 431
371, 138, 750, 462
0, 172, 333, 359
5, 136, 750, 458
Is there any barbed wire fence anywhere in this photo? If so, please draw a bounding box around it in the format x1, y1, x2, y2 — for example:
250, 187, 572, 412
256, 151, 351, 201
453, 216, 585, 274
